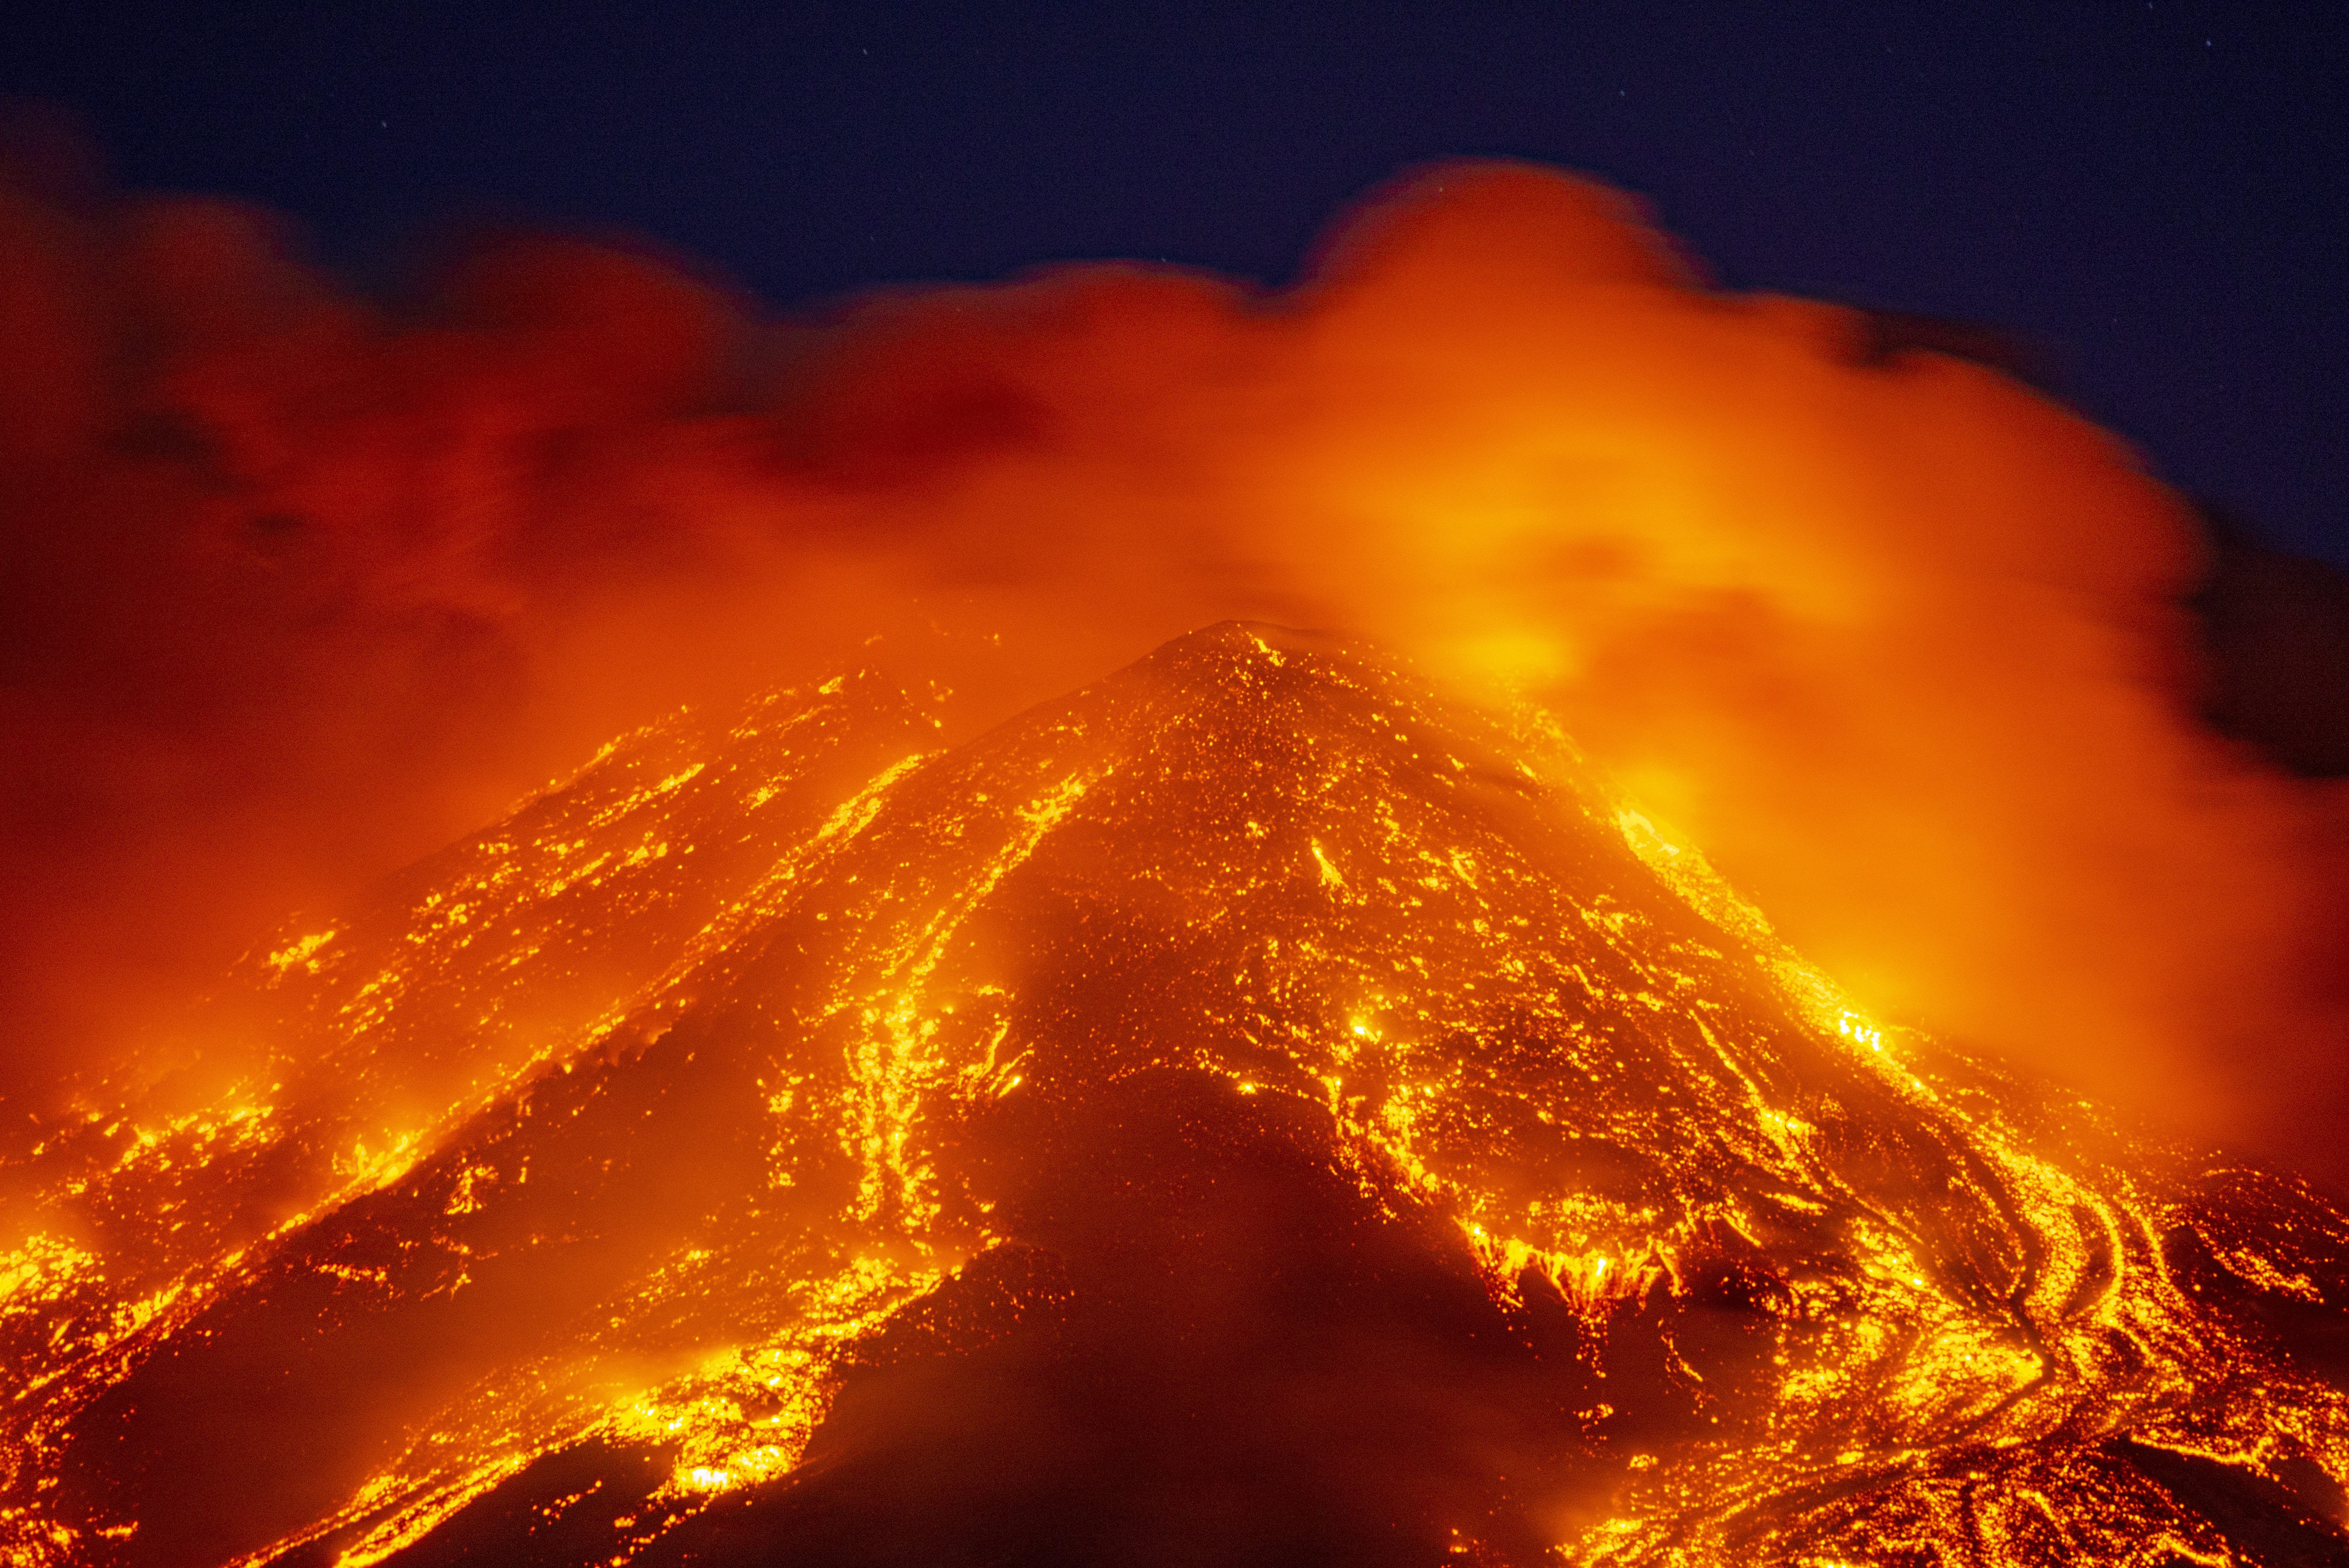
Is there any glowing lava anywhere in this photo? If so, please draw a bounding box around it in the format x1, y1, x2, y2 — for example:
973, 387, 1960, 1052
5, 624, 2345, 1565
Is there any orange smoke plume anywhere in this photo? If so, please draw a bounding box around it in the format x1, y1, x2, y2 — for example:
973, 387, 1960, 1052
2, 155, 2342, 1172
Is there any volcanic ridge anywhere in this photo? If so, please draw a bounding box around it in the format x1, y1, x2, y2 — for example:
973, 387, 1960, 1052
4, 623, 2348, 1567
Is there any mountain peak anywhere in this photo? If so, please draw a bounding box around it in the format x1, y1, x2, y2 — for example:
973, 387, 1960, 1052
6, 626, 2347, 1568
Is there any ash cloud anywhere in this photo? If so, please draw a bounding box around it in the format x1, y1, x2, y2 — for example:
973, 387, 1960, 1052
3, 144, 2345, 1176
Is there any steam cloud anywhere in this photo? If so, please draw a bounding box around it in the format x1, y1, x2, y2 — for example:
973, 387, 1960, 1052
2, 147, 2343, 1174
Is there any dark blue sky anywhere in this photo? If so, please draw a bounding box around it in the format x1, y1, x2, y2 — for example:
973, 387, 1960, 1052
5, 2, 2343, 561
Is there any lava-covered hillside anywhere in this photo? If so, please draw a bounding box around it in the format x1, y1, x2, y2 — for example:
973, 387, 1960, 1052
5, 624, 2347, 1567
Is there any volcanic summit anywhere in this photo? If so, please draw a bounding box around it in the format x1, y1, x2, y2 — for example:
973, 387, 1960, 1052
5, 624, 2347, 1566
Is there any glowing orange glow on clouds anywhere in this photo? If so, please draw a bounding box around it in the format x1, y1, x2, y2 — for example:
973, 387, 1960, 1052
1, 154, 2342, 1173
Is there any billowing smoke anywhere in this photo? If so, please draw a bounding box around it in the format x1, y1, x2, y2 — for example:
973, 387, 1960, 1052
3, 148, 2343, 1174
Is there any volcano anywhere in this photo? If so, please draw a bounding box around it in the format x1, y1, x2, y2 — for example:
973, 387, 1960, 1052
5, 624, 2347, 1567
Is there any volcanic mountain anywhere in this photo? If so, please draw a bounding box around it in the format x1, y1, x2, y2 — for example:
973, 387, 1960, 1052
5, 624, 2347, 1567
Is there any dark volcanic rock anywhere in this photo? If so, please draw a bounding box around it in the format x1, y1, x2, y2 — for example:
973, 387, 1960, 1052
7, 624, 2347, 1567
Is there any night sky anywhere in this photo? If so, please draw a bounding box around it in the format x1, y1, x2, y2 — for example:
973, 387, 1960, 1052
2, 2, 2343, 564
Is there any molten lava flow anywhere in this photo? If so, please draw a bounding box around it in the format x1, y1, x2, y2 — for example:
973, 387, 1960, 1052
4, 625, 2345, 1566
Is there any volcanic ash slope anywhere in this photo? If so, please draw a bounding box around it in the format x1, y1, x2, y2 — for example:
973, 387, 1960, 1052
9, 623, 2349, 1568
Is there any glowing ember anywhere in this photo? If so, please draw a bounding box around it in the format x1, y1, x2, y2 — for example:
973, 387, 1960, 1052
4, 624, 2344, 1565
